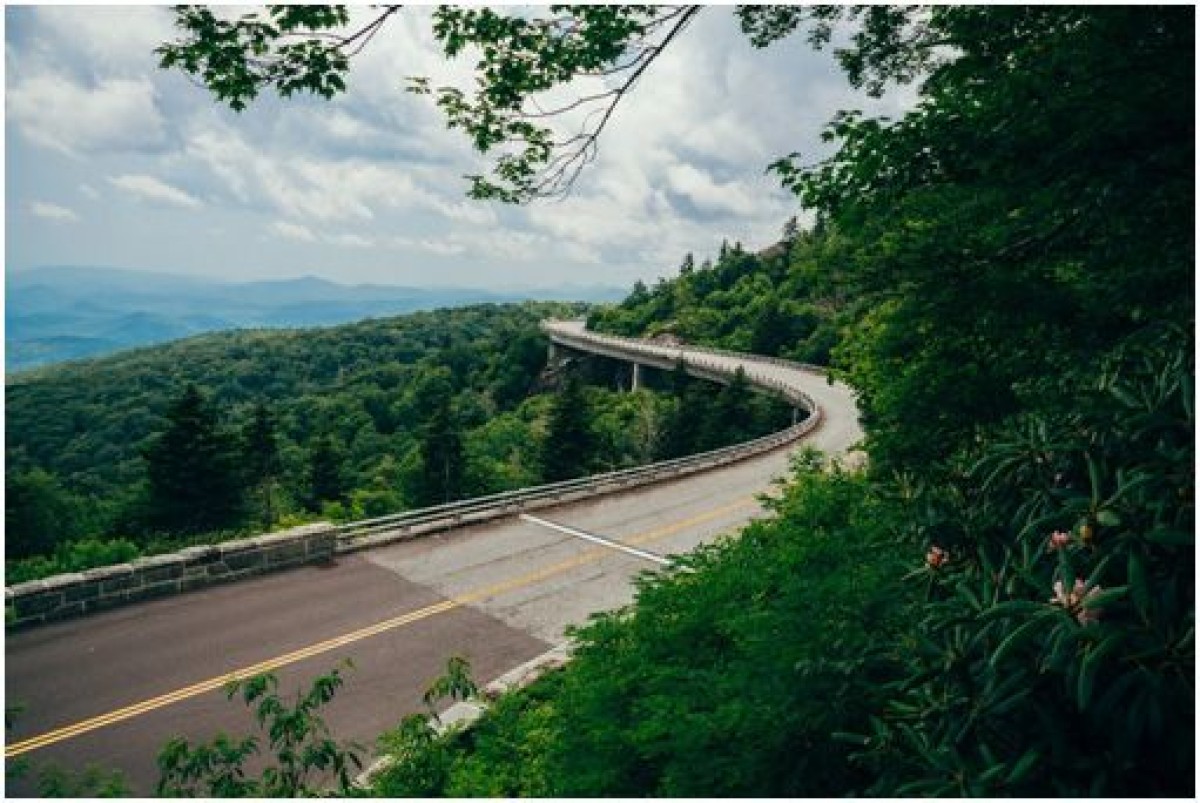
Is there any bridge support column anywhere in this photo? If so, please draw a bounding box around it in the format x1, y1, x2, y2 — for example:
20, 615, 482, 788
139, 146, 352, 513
631, 362, 643, 391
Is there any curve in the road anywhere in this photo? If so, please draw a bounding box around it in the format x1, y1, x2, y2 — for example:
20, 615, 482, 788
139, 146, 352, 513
541, 319, 862, 457
5, 321, 863, 795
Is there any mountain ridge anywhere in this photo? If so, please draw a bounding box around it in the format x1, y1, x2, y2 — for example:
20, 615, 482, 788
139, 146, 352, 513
7, 265, 625, 371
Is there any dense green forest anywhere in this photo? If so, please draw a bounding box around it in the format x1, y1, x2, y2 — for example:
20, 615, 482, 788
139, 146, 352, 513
359, 6, 1193, 798
589, 230, 849, 366
6, 302, 789, 582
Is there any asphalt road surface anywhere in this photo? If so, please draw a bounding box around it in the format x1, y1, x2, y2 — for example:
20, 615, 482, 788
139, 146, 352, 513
7, 447, 795, 794
6, 330, 861, 795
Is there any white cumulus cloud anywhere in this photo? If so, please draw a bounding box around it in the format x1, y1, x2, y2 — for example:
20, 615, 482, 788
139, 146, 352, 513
28, 201, 80, 222
328, 233, 374, 249
271, 220, 318, 243
28, 6, 174, 74
388, 236, 468, 257
6, 5, 916, 286
108, 174, 203, 209
8, 72, 166, 155
664, 162, 760, 217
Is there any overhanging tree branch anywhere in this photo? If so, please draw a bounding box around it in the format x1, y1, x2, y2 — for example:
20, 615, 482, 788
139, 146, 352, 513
159, 4, 707, 203
523, 5, 703, 200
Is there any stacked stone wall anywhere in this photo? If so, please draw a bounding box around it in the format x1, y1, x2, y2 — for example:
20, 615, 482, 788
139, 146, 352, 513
6, 523, 334, 630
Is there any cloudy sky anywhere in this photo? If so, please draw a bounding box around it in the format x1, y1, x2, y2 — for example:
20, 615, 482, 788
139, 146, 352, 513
6, 5, 912, 290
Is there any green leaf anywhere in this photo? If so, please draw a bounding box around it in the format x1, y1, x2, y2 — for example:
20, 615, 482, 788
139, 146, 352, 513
1107, 471, 1154, 506
979, 599, 1051, 620
990, 615, 1048, 668
1127, 550, 1151, 620
955, 580, 983, 612
1077, 631, 1125, 708
830, 730, 870, 746
1006, 745, 1040, 786
1083, 554, 1114, 590
1085, 452, 1103, 506
1046, 624, 1082, 669
1080, 585, 1126, 610
1145, 527, 1193, 546
978, 760, 1006, 784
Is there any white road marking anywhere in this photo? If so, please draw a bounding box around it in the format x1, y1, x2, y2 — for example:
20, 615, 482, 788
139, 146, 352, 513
518, 513, 671, 565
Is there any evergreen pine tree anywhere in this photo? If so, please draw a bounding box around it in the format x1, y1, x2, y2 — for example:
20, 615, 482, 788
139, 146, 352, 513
656, 360, 696, 460
623, 279, 651, 310
306, 435, 345, 512
750, 299, 789, 357
541, 372, 594, 482
242, 401, 281, 529
142, 384, 244, 535
417, 395, 465, 505
781, 215, 799, 244
700, 368, 753, 450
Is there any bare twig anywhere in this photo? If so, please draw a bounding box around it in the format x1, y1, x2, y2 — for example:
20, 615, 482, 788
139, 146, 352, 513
531, 5, 703, 197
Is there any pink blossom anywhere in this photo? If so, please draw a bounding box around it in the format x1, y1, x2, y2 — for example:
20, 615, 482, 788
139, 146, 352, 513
1050, 577, 1103, 624
926, 545, 948, 569
1047, 530, 1072, 551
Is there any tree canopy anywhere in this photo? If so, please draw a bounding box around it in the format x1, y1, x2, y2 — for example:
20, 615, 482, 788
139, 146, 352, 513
7, 301, 788, 582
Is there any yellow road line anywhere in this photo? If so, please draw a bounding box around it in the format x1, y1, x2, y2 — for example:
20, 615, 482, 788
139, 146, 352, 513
5, 497, 756, 757
6, 600, 462, 756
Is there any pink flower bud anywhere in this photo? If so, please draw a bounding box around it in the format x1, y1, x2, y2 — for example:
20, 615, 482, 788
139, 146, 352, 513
1048, 530, 1072, 551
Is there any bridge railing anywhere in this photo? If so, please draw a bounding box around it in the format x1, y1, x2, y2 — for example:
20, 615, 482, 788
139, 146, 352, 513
334, 410, 819, 553
7, 321, 833, 628
335, 323, 829, 553
541, 320, 825, 405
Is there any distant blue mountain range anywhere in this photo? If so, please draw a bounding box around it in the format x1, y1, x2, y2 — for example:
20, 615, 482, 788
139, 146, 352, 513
6, 266, 624, 372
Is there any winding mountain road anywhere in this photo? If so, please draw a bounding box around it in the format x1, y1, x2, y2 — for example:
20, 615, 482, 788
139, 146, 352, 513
5, 322, 861, 794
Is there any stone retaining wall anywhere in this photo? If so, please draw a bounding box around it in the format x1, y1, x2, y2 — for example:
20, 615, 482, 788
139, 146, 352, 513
5, 523, 335, 630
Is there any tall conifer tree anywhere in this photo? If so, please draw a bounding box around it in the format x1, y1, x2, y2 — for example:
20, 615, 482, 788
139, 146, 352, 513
657, 360, 699, 460
542, 372, 594, 482
243, 401, 281, 529
143, 384, 244, 534
306, 435, 345, 512
417, 395, 465, 505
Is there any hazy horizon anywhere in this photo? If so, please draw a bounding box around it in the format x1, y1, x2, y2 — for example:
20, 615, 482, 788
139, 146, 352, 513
7, 262, 629, 293
6, 264, 625, 371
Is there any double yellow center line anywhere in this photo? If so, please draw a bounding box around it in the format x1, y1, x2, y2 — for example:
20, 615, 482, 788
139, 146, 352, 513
6, 497, 756, 757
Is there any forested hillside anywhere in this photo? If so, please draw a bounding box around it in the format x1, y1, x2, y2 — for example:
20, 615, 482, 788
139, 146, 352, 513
358, 7, 1193, 798
589, 227, 850, 366
6, 301, 789, 581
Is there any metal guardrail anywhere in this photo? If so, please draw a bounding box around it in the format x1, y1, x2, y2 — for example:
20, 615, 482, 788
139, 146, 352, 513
334, 322, 826, 554
4, 321, 830, 619
335, 416, 819, 553
547, 322, 828, 377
